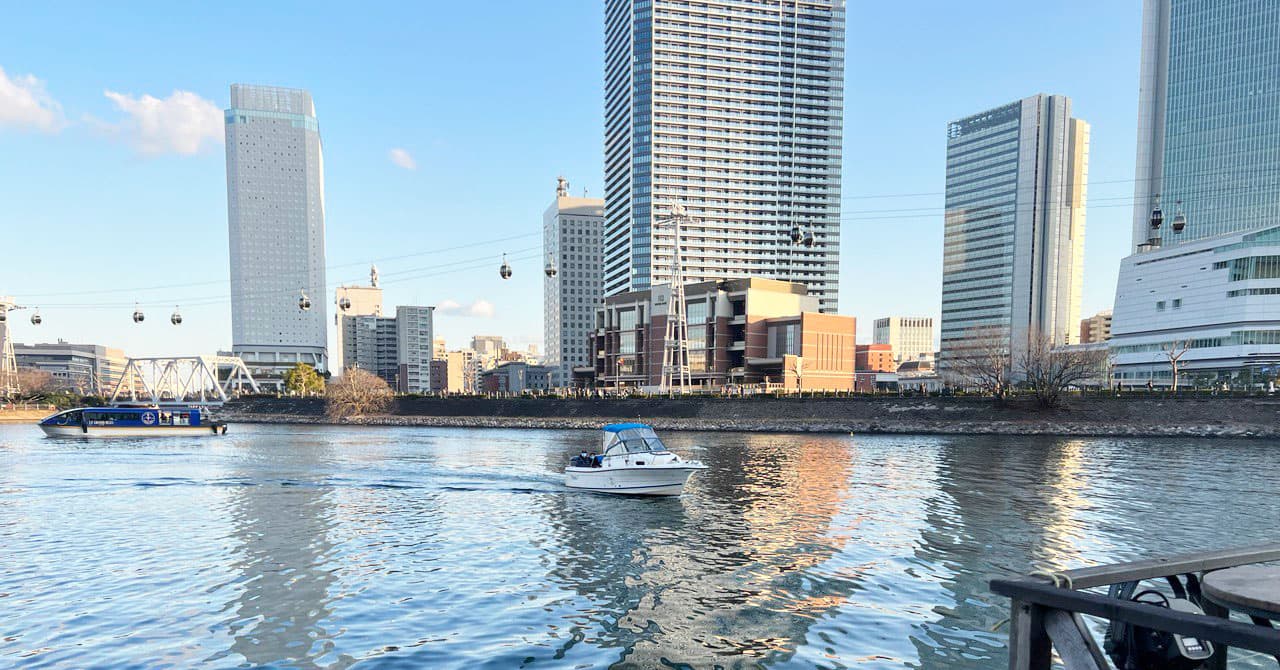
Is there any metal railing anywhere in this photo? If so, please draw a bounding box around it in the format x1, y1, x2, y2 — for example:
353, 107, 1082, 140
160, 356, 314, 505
991, 543, 1280, 669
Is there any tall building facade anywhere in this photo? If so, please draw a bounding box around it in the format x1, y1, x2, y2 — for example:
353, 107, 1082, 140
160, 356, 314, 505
347, 315, 399, 387
872, 317, 934, 365
225, 84, 328, 381
939, 95, 1089, 368
334, 272, 384, 372
603, 0, 846, 312
342, 306, 434, 392
1130, 0, 1280, 249
395, 306, 434, 394
544, 177, 605, 388
1111, 1, 1280, 387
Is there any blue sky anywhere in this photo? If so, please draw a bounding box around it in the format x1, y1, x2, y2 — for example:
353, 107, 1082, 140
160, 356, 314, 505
0, 0, 1143, 358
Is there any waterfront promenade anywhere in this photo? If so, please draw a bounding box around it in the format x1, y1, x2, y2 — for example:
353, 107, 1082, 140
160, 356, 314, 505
222, 395, 1280, 438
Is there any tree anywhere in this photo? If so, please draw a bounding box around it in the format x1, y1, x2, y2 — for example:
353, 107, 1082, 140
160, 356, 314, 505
16, 367, 57, 395
1018, 331, 1109, 408
283, 363, 324, 396
326, 368, 393, 420
1162, 339, 1192, 392
944, 325, 1014, 402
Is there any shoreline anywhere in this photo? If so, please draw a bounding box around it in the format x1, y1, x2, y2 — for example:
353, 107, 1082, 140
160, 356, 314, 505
219, 413, 1280, 439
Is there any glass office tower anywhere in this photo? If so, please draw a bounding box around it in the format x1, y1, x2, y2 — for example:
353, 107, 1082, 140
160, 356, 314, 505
603, 0, 846, 312
940, 95, 1090, 365
1131, 0, 1280, 248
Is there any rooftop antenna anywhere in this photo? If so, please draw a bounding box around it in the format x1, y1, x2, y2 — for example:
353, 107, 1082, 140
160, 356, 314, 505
370, 264, 380, 288
556, 175, 568, 198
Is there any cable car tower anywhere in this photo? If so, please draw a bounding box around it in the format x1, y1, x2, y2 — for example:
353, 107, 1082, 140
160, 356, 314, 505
0, 296, 18, 397
656, 203, 692, 393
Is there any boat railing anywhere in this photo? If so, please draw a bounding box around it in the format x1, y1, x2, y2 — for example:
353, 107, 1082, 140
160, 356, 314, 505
990, 543, 1280, 669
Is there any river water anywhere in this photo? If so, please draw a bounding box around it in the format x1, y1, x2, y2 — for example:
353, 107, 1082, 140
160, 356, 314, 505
0, 424, 1276, 669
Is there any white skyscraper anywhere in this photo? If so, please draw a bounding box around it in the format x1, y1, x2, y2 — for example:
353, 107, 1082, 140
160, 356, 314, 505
544, 176, 604, 388
225, 84, 328, 382
603, 0, 846, 312
939, 95, 1089, 367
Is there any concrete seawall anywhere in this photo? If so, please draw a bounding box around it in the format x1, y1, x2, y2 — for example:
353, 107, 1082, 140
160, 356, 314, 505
220, 396, 1280, 438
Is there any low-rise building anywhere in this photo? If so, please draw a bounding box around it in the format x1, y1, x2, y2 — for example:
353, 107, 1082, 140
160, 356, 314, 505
13, 341, 127, 394
589, 278, 857, 391
855, 344, 895, 373
1079, 310, 1113, 344
1110, 225, 1280, 388
432, 350, 477, 394
872, 317, 933, 366
479, 361, 554, 393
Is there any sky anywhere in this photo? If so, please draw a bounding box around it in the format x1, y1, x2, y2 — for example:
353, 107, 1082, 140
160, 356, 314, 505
0, 0, 1145, 359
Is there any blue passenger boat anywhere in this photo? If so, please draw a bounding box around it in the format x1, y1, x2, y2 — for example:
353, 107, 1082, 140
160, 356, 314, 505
39, 406, 227, 437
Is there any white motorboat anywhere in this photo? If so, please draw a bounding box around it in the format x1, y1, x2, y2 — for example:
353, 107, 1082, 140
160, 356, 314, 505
565, 423, 706, 496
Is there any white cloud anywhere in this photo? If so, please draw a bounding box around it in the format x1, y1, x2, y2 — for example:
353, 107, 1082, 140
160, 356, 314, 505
436, 299, 496, 318
0, 66, 63, 133
97, 89, 222, 155
467, 300, 495, 318
388, 147, 417, 170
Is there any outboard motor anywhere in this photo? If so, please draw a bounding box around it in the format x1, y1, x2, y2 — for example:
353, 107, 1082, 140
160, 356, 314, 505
1104, 575, 1214, 670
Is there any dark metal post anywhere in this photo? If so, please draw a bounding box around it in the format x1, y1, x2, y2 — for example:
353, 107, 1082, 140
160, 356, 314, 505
1201, 599, 1230, 670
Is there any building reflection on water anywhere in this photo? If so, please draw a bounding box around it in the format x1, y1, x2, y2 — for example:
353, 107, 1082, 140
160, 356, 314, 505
211, 438, 350, 669
539, 433, 858, 667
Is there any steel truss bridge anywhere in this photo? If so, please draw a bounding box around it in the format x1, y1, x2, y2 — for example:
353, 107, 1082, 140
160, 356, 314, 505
110, 356, 260, 407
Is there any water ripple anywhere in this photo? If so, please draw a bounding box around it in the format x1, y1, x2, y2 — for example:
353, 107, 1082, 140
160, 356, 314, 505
0, 425, 1276, 668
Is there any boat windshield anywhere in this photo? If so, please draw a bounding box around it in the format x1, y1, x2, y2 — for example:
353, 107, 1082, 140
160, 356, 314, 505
607, 427, 668, 455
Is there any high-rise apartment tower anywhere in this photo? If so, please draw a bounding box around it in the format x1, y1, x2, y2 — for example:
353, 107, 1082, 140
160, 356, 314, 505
544, 177, 605, 388
603, 0, 846, 312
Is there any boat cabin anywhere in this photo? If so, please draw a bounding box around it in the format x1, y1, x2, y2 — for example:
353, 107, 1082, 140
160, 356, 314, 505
600, 423, 670, 456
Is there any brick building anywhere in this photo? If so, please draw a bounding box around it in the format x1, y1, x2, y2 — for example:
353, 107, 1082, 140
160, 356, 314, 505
589, 278, 857, 391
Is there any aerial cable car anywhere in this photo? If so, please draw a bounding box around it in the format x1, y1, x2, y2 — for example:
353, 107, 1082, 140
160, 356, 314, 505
170, 306, 183, 325
802, 229, 816, 248
1171, 200, 1187, 234
1150, 194, 1164, 230
132, 303, 145, 323
338, 296, 352, 312
544, 253, 558, 278
790, 225, 803, 245
499, 253, 513, 280
30, 308, 42, 325
298, 290, 312, 311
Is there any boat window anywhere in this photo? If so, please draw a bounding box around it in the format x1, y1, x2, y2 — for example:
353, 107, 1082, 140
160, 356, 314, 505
614, 427, 668, 453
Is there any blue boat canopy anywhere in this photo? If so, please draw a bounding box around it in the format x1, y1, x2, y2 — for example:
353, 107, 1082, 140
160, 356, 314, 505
603, 422, 652, 432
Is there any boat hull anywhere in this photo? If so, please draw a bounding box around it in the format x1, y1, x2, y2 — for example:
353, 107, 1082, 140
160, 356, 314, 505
564, 464, 705, 496
39, 424, 224, 438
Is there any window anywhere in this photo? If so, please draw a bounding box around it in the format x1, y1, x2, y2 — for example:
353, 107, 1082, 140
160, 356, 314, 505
1156, 301, 1166, 311
1172, 298, 1182, 309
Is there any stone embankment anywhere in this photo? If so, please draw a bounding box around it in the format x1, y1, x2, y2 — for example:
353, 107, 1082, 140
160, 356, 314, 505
220, 396, 1280, 438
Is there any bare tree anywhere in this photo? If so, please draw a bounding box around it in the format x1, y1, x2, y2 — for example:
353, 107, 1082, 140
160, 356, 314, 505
944, 325, 1014, 402
1018, 331, 1109, 408
16, 367, 57, 395
326, 368, 394, 420
1162, 339, 1192, 392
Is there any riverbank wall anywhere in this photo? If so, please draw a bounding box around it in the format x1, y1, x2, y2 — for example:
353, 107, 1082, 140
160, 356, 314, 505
219, 396, 1280, 438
